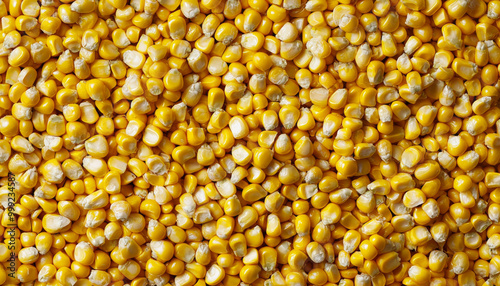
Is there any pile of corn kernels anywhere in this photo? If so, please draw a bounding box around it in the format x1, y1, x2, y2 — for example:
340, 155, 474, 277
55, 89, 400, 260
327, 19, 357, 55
3, 0, 500, 285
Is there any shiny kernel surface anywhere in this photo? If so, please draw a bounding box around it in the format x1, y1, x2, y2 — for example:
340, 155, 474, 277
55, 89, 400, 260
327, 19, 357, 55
2, 0, 500, 285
